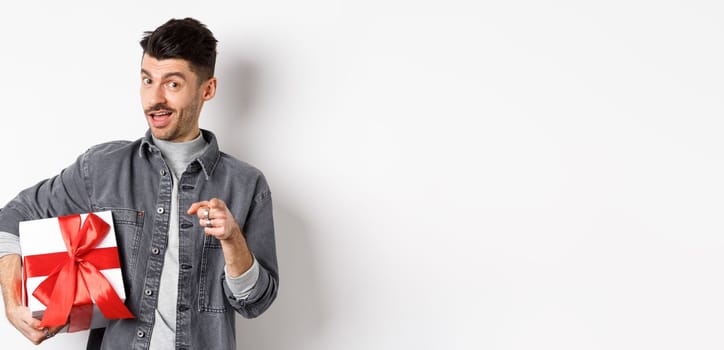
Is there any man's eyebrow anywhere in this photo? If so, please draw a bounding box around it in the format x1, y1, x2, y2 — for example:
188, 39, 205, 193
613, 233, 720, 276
140, 69, 187, 80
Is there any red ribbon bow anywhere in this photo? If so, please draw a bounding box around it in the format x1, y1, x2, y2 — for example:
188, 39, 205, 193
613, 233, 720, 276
24, 213, 134, 330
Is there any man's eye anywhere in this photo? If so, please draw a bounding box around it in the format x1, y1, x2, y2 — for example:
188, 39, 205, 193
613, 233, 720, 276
169, 82, 178, 88
143, 78, 152, 85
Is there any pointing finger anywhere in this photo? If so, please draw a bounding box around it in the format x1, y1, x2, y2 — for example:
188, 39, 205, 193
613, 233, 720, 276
187, 201, 211, 215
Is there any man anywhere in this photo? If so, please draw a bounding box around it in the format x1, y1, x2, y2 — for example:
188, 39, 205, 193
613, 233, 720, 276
0, 18, 279, 349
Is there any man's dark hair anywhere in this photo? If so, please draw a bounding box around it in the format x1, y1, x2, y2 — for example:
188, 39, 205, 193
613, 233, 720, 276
140, 17, 218, 82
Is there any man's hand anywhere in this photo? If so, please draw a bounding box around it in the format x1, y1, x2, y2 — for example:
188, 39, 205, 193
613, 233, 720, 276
6, 304, 64, 345
188, 198, 254, 277
1, 254, 63, 345
188, 198, 240, 240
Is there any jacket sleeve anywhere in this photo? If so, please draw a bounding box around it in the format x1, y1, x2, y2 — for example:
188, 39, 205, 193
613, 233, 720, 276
222, 178, 279, 318
0, 152, 92, 236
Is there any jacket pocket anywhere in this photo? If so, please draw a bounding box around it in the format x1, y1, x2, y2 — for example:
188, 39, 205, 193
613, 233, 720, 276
95, 207, 145, 287
197, 235, 227, 312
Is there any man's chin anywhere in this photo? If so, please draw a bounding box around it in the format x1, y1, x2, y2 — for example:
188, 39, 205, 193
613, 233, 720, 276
149, 127, 174, 141
149, 128, 201, 143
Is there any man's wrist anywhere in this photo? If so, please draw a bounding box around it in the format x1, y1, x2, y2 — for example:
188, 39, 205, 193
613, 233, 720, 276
224, 250, 254, 277
220, 226, 253, 277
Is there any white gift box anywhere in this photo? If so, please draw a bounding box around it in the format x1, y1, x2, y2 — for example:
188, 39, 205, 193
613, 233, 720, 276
19, 211, 128, 332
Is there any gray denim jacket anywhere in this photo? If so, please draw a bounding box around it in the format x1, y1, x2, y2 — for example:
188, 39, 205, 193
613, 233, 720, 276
0, 130, 279, 350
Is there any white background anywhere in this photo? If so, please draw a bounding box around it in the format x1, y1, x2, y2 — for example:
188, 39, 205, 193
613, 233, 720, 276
1, 1, 723, 349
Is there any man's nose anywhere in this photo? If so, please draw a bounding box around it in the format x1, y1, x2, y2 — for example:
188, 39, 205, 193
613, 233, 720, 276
149, 85, 166, 105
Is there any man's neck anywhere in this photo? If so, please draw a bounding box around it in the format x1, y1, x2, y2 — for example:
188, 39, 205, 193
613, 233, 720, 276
152, 132, 208, 177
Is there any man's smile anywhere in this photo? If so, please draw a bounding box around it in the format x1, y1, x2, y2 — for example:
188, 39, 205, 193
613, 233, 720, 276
150, 110, 172, 118
148, 109, 174, 127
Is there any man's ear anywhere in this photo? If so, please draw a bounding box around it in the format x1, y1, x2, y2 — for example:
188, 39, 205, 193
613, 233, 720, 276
202, 77, 217, 101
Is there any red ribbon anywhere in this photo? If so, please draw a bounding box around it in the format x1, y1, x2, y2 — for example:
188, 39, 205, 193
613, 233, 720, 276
23, 213, 134, 329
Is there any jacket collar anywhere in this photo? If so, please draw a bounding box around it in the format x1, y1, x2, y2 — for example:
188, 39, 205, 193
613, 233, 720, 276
138, 129, 221, 179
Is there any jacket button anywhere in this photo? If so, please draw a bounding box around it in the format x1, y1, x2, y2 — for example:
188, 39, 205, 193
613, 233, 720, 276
157, 207, 164, 214
144, 288, 153, 296
151, 247, 160, 255
160, 169, 167, 176
137, 330, 145, 338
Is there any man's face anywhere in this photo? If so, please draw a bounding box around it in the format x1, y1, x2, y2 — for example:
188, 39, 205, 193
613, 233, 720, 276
140, 54, 216, 142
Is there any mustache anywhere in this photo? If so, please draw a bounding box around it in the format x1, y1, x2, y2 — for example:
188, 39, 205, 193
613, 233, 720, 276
145, 104, 175, 114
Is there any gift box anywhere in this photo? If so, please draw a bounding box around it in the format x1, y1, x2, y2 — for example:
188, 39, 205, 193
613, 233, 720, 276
20, 211, 134, 332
